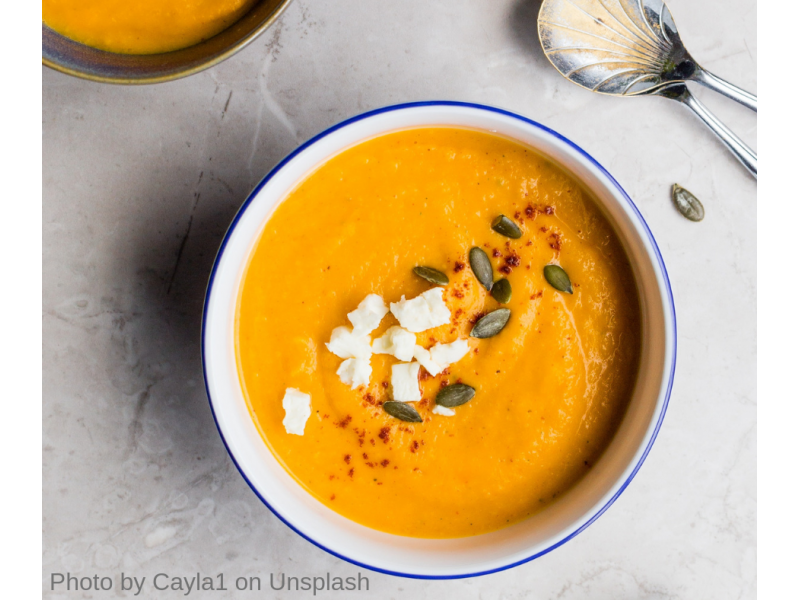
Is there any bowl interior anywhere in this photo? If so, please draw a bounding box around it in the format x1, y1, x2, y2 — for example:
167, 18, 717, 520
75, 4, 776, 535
42, 0, 291, 84
203, 103, 675, 578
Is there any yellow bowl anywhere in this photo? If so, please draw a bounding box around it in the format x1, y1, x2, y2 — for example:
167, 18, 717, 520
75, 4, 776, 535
42, 0, 293, 85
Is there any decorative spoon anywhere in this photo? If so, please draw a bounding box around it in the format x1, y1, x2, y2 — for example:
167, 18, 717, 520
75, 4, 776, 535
538, 0, 757, 178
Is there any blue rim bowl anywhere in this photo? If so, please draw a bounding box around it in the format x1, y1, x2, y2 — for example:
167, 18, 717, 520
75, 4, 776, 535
201, 101, 676, 579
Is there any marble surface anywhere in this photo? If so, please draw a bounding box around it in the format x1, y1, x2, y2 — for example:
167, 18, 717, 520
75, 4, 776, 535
43, 0, 756, 597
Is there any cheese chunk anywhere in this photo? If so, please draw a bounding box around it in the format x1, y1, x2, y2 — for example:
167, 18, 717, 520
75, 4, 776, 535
336, 357, 372, 389
348, 294, 389, 336
391, 362, 421, 401
413, 345, 444, 376
372, 326, 417, 361
282, 388, 311, 435
432, 404, 456, 417
325, 326, 371, 359
430, 339, 471, 368
390, 288, 451, 333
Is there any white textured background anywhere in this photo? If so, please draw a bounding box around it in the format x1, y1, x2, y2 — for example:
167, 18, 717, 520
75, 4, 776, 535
43, 1, 756, 597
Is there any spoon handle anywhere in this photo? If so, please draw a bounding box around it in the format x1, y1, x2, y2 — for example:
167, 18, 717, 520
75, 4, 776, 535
677, 91, 757, 179
692, 68, 757, 112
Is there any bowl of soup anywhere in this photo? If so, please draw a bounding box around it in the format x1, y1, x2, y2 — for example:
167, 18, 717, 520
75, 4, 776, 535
42, 0, 293, 83
202, 101, 676, 577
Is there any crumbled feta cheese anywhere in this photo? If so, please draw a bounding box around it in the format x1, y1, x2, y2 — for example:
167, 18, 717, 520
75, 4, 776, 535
282, 388, 312, 435
336, 357, 372, 389
325, 326, 371, 359
430, 339, 471, 368
372, 326, 417, 361
347, 294, 389, 336
391, 362, 421, 401
413, 345, 444, 376
432, 404, 456, 417
389, 288, 451, 333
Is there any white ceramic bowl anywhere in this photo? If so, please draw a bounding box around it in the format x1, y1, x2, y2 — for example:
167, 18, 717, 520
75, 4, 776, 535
202, 102, 676, 579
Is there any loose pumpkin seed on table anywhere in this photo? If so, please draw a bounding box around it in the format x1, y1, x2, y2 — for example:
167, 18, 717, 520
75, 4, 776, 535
469, 247, 494, 291
470, 308, 511, 338
672, 184, 705, 222
413, 266, 449, 285
491, 215, 522, 238
383, 401, 423, 423
544, 264, 573, 294
436, 383, 476, 408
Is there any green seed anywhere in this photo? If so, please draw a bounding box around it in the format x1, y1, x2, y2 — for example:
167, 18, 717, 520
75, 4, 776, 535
383, 401, 423, 423
490, 278, 512, 304
436, 383, 476, 408
470, 308, 511, 338
413, 266, 449, 286
672, 184, 704, 222
491, 215, 522, 239
544, 264, 573, 294
469, 247, 494, 291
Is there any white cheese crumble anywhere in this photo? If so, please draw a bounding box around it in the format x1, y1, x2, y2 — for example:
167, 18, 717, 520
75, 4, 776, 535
372, 326, 417, 361
413, 345, 444, 376
347, 294, 389, 336
325, 326, 371, 359
389, 288, 451, 333
282, 388, 311, 435
430, 339, 471, 367
432, 404, 456, 417
391, 362, 421, 401
413, 338, 471, 376
336, 357, 372, 389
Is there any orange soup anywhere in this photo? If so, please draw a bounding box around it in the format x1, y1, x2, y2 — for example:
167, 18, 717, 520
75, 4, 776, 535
43, 0, 258, 54
237, 128, 641, 538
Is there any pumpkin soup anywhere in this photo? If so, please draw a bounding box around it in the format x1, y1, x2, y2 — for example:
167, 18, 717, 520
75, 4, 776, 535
236, 128, 641, 538
42, 0, 258, 54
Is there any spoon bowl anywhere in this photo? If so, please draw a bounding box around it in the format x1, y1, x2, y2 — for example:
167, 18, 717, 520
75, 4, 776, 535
538, 0, 756, 177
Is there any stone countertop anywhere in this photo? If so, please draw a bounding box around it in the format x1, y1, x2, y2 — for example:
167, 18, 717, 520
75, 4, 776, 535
43, 1, 756, 597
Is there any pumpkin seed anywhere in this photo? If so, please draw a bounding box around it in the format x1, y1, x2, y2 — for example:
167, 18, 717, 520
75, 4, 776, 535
470, 308, 511, 338
413, 266, 449, 286
436, 383, 476, 408
469, 247, 494, 291
490, 278, 512, 304
544, 264, 573, 294
383, 401, 423, 423
491, 215, 522, 239
672, 184, 704, 222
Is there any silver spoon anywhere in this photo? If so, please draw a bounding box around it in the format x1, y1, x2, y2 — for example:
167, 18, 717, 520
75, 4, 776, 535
538, 0, 757, 178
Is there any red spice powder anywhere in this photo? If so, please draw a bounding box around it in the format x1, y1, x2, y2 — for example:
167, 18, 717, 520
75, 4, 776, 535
378, 427, 391, 443
344, 454, 351, 464
336, 415, 352, 428
454, 261, 465, 273
381, 459, 390, 467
